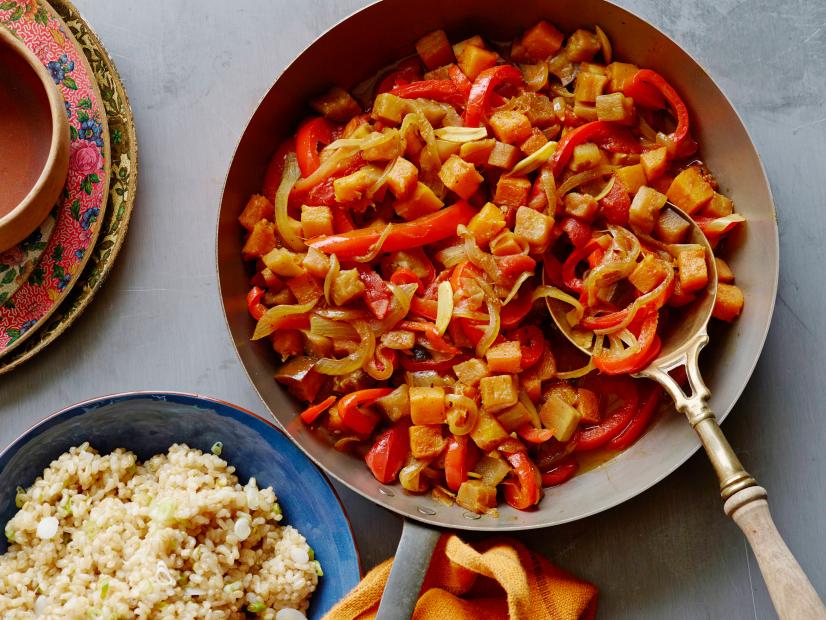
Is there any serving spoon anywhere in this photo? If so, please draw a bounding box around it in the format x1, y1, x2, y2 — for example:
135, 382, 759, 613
546, 204, 825, 619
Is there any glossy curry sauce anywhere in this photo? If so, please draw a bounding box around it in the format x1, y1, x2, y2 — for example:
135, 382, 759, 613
0, 41, 52, 218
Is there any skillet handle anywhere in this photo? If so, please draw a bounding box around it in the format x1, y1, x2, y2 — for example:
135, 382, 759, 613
375, 519, 441, 620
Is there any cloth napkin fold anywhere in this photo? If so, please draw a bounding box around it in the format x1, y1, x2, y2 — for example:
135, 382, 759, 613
324, 534, 598, 620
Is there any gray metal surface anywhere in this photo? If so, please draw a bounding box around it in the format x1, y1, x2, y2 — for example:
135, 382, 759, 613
0, 0, 823, 617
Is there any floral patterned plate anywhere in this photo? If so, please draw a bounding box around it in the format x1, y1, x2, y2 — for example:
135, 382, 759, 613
0, 0, 110, 356
0, 211, 57, 303
0, 0, 136, 374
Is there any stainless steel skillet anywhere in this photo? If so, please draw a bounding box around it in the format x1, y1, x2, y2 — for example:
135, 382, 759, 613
217, 0, 785, 616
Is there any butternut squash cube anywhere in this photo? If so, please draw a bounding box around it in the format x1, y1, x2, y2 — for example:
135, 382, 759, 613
386, 157, 419, 198
457, 480, 498, 513
239, 195, 274, 232
489, 230, 523, 256
416, 29, 455, 70
333, 165, 384, 202
539, 395, 582, 441
667, 167, 714, 214
332, 268, 365, 305
310, 86, 361, 122
262, 247, 305, 278
372, 92, 407, 124
488, 110, 533, 144
453, 35, 486, 59
272, 330, 303, 361
467, 202, 506, 246
438, 155, 483, 199
616, 163, 647, 195
362, 129, 403, 161
713, 283, 744, 322
242, 220, 277, 260
469, 410, 509, 451
487, 141, 521, 169
514, 206, 552, 247
574, 71, 608, 103
606, 62, 639, 93
394, 182, 444, 220
702, 192, 734, 218
300, 205, 333, 239
676, 245, 708, 294
580, 62, 608, 76
375, 384, 410, 421
520, 127, 548, 155
715, 257, 735, 284
409, 386, 446, 425
577, 388, 601, 425
409, 425, 447, 459
453, 358, 490, 386
565, 29, 601, 62
496, 402, 533, 432
569, 142, 601, 171
628, 253, 669, 293
381, 330, 417, 350
494, 175, 531, 208
286, 272, 323, 304
302, 246, 331, 279
563, 192, 599, 221
435, 138, 462, 161
654, 208, 691, 244
485, 341, 523, 374
629, 186, 667, 233
521, 20, 565, 60
458, 44, 498, 80
640, 147, 668, 181
595, 92, 634, 123
479, 374, 519, 413
573, 102, 598, 122
460, 138, 496, 165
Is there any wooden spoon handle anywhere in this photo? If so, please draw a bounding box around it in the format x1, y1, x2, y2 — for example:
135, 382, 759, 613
725, 487, 825, 619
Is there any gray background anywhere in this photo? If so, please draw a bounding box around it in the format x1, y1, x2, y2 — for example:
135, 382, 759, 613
3, 0, 825, 617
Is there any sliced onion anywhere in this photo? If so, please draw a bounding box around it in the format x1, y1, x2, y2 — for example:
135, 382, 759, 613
293, 146, 359, 193
434, 244, 467, 269
591, 264, 674, 335
556, 165, 620, 198
618, 328, 638, 348
365, 345, 396, 381
476, 296, 501, 357
315, 320, 375, 375
310, 315, 357, 339
366, 157, 399, 199
594, 176, 616, 201
323, 137, 368, 151
315, 306, 369, 321
433, 126, 488, 142
274, 153, 305, 251
399, 458, 431, 493
452, 308, 490, 321
502, 271, 533, 306
374, 283, 418, 332
333, 436, 362, 452
532, 285, 585, 323
435, 281, 454, 336
459, 226, 499, 283
556, 359, 595, 379
510, 140, 558, 176
595, 25, 612, 64
400, 111, 442, 192
354, 223, 394, 263
253, 299, 317, 340
518, 390, 542, 428
582, 225, 641, 308
323, 254, 340, 305
445, 394, 479, 435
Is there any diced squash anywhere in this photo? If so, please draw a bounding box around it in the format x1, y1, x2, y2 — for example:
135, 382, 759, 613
375, 384, 410, 422
342, 114, 372, 139
520, 128, 548, 155
438, 155, 484, 199
272, 330, 303, 361
488, 110, 533, 144
409, 425, 447, 459
676, 245, 708, 294
394, 182, 444, 220
381, 330, 417, 350
565, 29, 601, 62
458, 44, 498, 80
486, 341, 523, 373
563, 192, 599, 221
713, 283, 744, 322
332, 268, 365, 305
546, 382, 577, 406
616, 164, 647, 195
242, 220, 278, 260
479, 374, 518, 413
487, 141, 521, 169
362, 129, 403, 161
266, 288, 295, 306
572, 102, 598, 122
667, 167, 714, 214
497, 402, 533, 432
494, 176, 531, 208
262, 247, 305, 278
386, 157, 419, 198
606, 62, 639, 93
303, 332, 332, 357
569, 142, 601, 171
467, 202, 506, 247
539, 394, 582, 441
508, 92, 556, 126
286, 272, 323, 304
333, 165, 384, 202
702, 192, 734, 218
580, 62, 608, 76
629, 186, 667, 233
514, 206, 553, 247
469, 410, 509, 451
310, 86, 361, 122
461, 138, 496, 165
521, 20, 564, 60
239, 195, 274, 232
409, 386, 446, 425
302, 246, 330, 279
667, 276, 696, 308
577, 388, 600, 425
574, 71, 608, 103
456, 480, 498, 513
715, 257, 735, 284
435, 138, 462, 161
640, 147, 668, 181
490, 230, 523, 256
453, 358, 490, 385
453, 35, 486, 59
416, 29, 455, 70
628, 253, 669, 293
423, 64, 452, 81
372, 93, 407, 124
520, 62, 549, 92
595, 92, 634, 123
300, 205, 333, 239
654, 208, 691, 244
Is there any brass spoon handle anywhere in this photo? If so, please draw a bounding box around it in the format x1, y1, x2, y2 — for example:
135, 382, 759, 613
643, 353, 825, 619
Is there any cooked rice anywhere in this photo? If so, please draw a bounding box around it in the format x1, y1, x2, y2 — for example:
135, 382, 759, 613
0, 443, 321, 619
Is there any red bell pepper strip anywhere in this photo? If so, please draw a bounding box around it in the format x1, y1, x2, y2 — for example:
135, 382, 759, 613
448, 64, 472, 99
299, 395, 336, 424
625, 69, 689, 150
376, 58, 422, 96
540, 456, 579, 487
592, 312, 660, 375
501, 287, 535, 329
561, 238, 605, 293
464, 65, 524, 127
391, 80, 466, 107
398, 353, 465, 373
598, 176, 631, 225
445, 434, 470, 491
246, 286, 267, 321
514, 325, 544, 369
331, 206, 356, 233
307, 201, 476, 258
262, 139, 296, 202
574, 376, 640, 452
495, 254, 536, 280
295, 117, 334, 177
560, 217, 593, 249
543, 253, 565, 288
409, 296, 439, 320
390, 267, 424, 293
502, 452, 541, 510
551, 121, 642, 176
338, 388, 393, 437
357, 266, 393, 320
516, 424, 555, 444
605, 384, 661, 451
365, 421, 411, 483
398, 320, 460, 355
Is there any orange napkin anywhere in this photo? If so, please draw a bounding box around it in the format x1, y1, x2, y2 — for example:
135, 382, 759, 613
324, 534, 598, 620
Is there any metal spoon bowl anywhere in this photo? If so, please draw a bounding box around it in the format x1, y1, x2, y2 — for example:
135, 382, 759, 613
546, 204, 825, 619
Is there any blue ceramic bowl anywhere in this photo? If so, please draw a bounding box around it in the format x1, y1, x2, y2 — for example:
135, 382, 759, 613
0, 392, 361, 619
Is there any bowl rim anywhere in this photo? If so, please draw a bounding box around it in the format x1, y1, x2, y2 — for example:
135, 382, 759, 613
0, 26, 70, 232
215, 0, 779, 531
0, 389, 363, 575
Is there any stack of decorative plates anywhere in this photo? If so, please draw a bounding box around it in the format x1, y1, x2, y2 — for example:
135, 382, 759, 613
0, 0, 136, 373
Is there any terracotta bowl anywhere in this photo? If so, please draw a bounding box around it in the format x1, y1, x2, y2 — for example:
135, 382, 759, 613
0, 27, 70, 252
